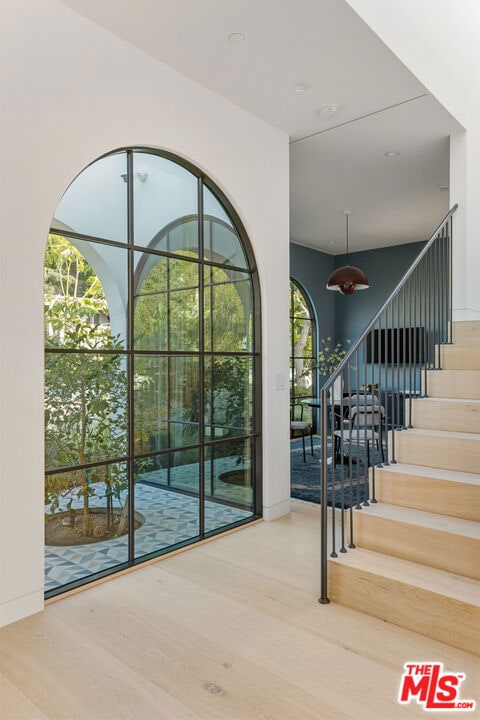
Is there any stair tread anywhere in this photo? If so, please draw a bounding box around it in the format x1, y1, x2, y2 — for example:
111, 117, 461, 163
399, 427, 480, 441
358, 502, 480, 539
414, 396, 480, 405
331, 548, 480, 605
377, 463, 480, 485
426, 368, 480, 382
444, 343, 480, 350
427, 369, 480, 374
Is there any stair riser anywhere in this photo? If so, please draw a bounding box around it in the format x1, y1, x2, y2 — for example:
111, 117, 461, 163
423, 370, 480, 399
411, 399, 480, 433
328, 560, 479, 654
354, 513, 479, 580
374, 470, 480, 521
452, 320, 480, 344
436, 344, 480, 370
393, 432, 479, 473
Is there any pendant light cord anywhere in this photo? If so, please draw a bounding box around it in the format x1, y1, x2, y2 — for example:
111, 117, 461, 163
346, 212, 350, 265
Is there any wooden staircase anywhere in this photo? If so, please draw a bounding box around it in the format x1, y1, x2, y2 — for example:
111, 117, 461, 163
328, 320, 480, 655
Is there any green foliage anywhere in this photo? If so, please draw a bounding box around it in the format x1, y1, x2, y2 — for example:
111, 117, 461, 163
316, 337, 352, 378
44, 233, 255, 527
134, 259, 251, 463
290, 280, 313, 357
44, 235, 110, 349
44, 235, 128, 532
209, 355, 251, 431
289, 280, 315, 397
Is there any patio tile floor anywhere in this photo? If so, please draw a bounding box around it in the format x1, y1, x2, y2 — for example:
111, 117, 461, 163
45, 478, 251, 592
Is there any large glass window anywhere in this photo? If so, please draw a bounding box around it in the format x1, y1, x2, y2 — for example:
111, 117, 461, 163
289, 279, 316, 424
45, 149, 261, 597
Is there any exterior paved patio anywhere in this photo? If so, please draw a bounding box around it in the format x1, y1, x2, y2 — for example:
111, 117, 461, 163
45, 464, 252, 592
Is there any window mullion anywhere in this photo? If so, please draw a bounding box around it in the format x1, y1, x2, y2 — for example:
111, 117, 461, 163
127, 149, 135, 564
198, 178, 205, 537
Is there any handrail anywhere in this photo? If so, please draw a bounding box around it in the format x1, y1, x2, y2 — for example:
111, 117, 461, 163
319, 204, 458, 604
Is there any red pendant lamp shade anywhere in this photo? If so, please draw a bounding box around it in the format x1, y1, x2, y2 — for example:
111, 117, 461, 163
327, 211, 369, 295
327, 265, 369, 295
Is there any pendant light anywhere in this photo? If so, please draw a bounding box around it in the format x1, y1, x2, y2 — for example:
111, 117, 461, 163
327, 210, 369, 295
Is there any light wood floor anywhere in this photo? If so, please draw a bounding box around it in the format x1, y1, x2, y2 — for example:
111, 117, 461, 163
1, 502, 478, 720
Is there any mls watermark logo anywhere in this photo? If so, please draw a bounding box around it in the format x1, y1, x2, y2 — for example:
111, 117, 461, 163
399, 663, 476, 712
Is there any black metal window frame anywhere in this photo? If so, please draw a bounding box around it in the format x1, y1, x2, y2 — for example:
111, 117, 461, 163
44, 147, 262, 599
289, 277, 317, 420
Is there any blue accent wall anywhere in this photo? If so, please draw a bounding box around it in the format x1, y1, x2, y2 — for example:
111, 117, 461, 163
290, 240, 426, 394
290, 240, 425, 344
334, 242, 425, 343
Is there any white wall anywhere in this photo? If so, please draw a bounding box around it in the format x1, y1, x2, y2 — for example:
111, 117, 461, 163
0, 0, 290, 626
346, 0, 480, 319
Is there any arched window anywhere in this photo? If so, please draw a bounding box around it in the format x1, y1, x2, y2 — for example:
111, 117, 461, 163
289, 279, 316, 423
44, 149, 261, 597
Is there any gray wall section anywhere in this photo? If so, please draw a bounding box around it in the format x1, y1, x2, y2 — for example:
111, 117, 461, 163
289, 243, 336, 351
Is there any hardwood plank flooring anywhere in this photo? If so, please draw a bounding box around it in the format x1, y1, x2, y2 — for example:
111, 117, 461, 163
1, 502, 479, 720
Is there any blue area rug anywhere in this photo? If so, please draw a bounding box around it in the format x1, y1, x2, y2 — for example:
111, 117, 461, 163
290, 436, 372, 507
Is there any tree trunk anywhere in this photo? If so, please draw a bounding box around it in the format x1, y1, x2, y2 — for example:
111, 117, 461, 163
294, 318, 311, 389
116, 496, 129, 536
79, 389, 92, 536
83, 486, 92, 536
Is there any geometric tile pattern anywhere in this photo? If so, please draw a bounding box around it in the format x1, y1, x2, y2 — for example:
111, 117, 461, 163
45, 474, 252, 593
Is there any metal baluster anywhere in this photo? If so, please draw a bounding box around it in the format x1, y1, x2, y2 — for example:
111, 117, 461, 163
437, 230, 442, 353
423, 248, 430, 397
431, 240, 435, 371
371, 323, 379, 501
330, 373, 337, 558
337, 369, 344, 542
319, 386, 329, 604
441, 228, 446, 345
433, 234, 437, 366
396, 291, 402, 430
411, 268, 417, 427
441, 228, 448, 344
354, 346, 362, 510
448, 218, 453, 343
445, 226, 449, 342
338, 373, 347, 553
361, 339, 369, 506
380, 311, 389, 466
402, 284, 407, 427
407, 276, 413, 427
348, 356, 355, 547
390, 302, 397, 462
420, 259, 424, 381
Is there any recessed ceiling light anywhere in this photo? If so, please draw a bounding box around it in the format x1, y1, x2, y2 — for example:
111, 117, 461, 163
228, 32, 245, 45
293, 83, 310, 93
384, 151, 400, 158
319, 104, 340, 118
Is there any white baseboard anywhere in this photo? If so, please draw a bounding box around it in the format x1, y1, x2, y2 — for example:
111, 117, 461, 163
262, 498, 291, 521
0, 590, 44, 627
452, 308, 480, 321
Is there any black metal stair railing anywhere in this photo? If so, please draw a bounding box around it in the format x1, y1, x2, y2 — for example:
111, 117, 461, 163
319, 204, 458, 604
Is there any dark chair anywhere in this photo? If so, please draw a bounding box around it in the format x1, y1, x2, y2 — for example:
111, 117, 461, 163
290, 402, 314, 462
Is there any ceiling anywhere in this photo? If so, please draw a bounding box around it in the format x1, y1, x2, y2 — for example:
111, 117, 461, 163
61, 0, 462, 253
